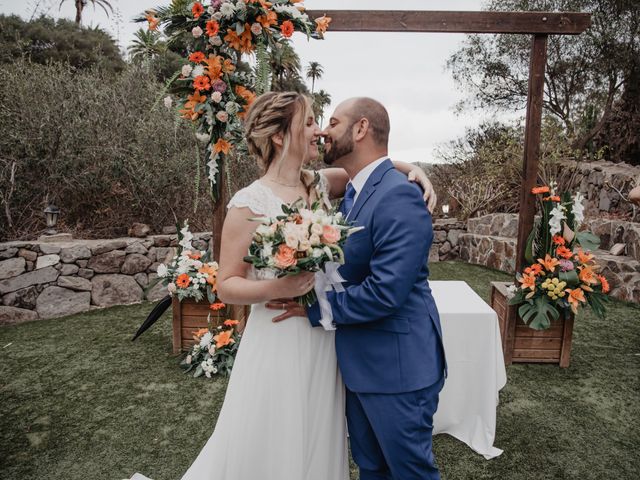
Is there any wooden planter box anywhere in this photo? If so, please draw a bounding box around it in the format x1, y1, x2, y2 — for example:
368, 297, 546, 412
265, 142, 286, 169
490, 281, 574, 368
171, 298, 249, 354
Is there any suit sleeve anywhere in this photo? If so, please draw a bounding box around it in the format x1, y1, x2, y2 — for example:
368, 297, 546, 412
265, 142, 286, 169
308, 182, 433, 327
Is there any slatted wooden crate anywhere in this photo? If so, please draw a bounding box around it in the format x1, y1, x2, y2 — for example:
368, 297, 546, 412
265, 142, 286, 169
171, 298, 248, 354
490, 281, 574, 368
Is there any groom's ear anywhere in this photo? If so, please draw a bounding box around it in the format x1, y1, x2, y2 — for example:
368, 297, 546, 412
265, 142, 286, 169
353, 118, 370, 142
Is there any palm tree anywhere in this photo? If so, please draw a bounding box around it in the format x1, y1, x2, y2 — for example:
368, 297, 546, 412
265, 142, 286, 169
269, 42, 304, 92
59, 0, 114, 25
313, 90, 332, 127
306, 61, 324, 94
128, 28, 166, 63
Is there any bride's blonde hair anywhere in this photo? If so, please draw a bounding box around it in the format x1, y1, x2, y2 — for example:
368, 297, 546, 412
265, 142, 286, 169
244, 91, 312, 172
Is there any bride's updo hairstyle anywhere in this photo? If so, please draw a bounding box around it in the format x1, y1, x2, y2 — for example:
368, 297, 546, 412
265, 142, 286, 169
244, 91, 311, 171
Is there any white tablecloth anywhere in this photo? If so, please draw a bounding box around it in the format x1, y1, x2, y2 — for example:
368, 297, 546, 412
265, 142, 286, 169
431, 280, 507, 459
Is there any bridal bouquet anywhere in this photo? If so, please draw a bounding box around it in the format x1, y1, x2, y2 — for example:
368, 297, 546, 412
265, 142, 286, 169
181, 321, 242, 378
155, 220, 221, 304
508, 182, 610, 329
243, 199, 363, 306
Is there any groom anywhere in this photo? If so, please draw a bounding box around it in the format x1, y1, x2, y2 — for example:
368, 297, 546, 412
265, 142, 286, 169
271, 97, 446, 480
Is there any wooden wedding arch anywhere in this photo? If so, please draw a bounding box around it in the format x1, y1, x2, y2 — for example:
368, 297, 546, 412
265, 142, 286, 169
212, 9, 592, 275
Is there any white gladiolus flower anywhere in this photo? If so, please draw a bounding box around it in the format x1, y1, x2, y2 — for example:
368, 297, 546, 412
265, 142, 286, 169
549, 204, 566, 237
157, 263, 168, 277
181, 64, 193, 77
196, 132, 210, 143
220, 2, 235, 18
163, 96, 173, 108
572, 192, 585, 227
211, 91, 222, 103
192, 26, 203, 37
208, 157, 219, 184
199, 332, 213, 348
192, 65, 205, 78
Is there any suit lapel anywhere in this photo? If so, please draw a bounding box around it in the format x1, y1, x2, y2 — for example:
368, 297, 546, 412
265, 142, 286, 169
348, 159, 393, 221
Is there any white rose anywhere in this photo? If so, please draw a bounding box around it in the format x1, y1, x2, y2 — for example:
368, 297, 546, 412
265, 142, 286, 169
207, 6, 216, 15
186, 354, 192, 364
167, 282, 177, 293
285, 235, 299, 250
216, 111, 229, 123
256, 224, 271, 236
225, 102, 240, 114
211, 91, 222, 103
192, 26, 203, 37
298, 239, 311, 251
163, 96, 173, 108
309, 234, 321, 246
209, 35, 223, 46
251, 23, 263, 35
213, 12, 223, 20
181, 64, 193, 77
310, 223, 323, 236
312, 248, 323, 258
192, 65, 205, 77
199, 332, 213, 348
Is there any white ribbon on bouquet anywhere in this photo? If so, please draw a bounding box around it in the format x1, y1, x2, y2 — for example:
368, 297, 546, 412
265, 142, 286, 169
313, 262, 345, 331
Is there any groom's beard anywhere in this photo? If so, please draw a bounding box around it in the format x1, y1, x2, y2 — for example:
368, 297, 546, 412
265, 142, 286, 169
324, 132, 354, 165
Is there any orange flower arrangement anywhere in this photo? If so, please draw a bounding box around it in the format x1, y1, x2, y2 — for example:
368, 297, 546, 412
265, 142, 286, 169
280, 20, 295, 37
178, 90, 207, 120
235, 85, 257, 118
206, 20, 220, 37
214, 330, 235, 348
224, 319, 240, 327
214, 138, 232, 155
192, 2, 205, 19
204, 54, 223, 80
315, 14, 331, 34
538, 254, 560, 272
256, 10, 278, 28
578, 265, 598, 285
176, 273, 191, 288
556, 245, 573, 259
189, 51, 206, 63
524, 264, 544, 276
597, 275, 610, 293
531, 186, 550, 194
210, 302, 226, 311
575, 248, 595, 264
543, 195, 561, 202
224, 25, 254, 53
552, 234, 566, 246
186, 251, 202, 260
566, 287, 587, 314
193, 75, 212, 92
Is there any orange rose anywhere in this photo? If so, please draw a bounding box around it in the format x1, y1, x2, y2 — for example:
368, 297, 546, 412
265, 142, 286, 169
274, 244, 297, 269
321, 225, 340, 244
280, 20, 294, 38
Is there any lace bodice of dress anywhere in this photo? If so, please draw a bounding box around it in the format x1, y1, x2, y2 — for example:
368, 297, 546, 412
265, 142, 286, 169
226, 172, 331, 218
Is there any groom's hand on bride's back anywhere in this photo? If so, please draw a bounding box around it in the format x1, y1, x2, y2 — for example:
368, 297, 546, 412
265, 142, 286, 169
265, 299, 307, 322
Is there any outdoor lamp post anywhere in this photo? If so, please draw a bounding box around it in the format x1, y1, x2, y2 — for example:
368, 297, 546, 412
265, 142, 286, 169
43, 205, 60, 235
441, 203, 450, 219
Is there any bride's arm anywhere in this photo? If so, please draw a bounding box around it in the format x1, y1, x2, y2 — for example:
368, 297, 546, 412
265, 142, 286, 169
216, 207, 314, 305
321, 162, 437, 212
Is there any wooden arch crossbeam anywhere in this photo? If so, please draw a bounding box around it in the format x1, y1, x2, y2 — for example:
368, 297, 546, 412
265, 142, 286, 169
212, 9, 591, 274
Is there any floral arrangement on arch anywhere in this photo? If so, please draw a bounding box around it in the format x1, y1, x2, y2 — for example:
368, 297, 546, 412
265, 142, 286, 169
155, 220, 224, 308
507, 182, 610, 330
140, 0, 331, 202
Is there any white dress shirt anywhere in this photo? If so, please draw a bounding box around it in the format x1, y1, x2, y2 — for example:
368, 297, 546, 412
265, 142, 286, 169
350, 156, 389, 202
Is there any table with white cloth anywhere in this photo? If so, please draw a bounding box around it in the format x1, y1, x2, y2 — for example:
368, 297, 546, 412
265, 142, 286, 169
430, 280, 507, 459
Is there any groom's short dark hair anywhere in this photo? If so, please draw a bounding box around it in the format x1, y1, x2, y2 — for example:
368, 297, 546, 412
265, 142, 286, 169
348, 97, 390, 147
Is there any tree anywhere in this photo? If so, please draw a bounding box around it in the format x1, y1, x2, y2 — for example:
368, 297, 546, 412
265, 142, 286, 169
128, 28, 166, 63
58, 0, 114, 25
312, 89, 332, 127
0, 14, 124, 73
306, 61, 324, 94
447, 0, 639, 156
269, 41, 308, 93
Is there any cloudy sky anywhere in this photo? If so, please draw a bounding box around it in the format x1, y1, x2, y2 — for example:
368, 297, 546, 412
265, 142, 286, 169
0, 0, 513, 163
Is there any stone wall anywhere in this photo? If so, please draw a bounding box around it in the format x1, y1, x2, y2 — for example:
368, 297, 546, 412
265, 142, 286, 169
567, 160, 640, 221
428, 219, 467, 263
458, 213, 640, 304
0, 233, 211, 325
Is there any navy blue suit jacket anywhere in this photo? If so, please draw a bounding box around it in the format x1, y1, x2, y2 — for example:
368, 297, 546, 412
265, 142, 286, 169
308, 159, 445, 394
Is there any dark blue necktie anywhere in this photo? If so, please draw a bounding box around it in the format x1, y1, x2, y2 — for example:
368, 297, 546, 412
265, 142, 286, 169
341, 182, 356, 217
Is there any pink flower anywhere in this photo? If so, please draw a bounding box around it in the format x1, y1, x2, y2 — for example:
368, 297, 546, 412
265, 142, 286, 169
321, 225, 340, 244
251, 23, 263, 35
216, 111, 229, 122
559, 259, 574, 272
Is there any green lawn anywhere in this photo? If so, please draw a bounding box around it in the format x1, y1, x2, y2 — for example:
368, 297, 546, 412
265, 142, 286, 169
1, 261, 638, 480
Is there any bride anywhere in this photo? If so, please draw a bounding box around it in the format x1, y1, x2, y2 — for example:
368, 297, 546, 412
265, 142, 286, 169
131, 91, 434, 480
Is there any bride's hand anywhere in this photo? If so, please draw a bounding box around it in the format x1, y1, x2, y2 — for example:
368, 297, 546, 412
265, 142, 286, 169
407, 168, 437, 214
273, 271, 315, 299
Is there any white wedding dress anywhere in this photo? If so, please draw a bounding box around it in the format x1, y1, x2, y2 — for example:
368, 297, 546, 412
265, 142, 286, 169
131, 177, 348, 480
